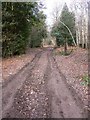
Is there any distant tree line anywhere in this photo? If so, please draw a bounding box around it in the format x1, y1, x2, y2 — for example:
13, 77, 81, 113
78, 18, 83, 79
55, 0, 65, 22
51, 0, 89, 50
2, 2, 47, 57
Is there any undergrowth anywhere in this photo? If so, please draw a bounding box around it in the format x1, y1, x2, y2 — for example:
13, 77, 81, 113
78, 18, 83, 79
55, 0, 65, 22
53, 49, 73, 56
81, 74, 90, 86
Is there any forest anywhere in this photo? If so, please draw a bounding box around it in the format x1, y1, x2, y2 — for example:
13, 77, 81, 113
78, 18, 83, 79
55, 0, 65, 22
2, 0, 89, 57
1, 0, 90, 119
51, 0, 89, 54
2, 2, 47, 57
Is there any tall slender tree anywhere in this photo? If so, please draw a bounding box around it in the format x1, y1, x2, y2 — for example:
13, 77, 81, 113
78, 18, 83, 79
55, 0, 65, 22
51, 3, 76, 54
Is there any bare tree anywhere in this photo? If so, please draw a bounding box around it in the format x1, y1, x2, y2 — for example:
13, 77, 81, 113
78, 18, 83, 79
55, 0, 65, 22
51, 3, 61, 23
70, 0, 88, 48
88, 1, 90, 48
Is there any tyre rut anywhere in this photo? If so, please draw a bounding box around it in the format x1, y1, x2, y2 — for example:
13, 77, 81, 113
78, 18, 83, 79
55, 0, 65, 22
2, 49, 87, 118
47, 51, 86, 118
3, 50, 50, 118
2, 51, 42, 118
52, 53, 87, 118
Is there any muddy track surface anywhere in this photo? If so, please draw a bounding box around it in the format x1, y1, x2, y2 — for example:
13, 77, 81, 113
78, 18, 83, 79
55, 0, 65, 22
2, 50, 43, 118
47, 52, 87, 118
2, 48, 87, 118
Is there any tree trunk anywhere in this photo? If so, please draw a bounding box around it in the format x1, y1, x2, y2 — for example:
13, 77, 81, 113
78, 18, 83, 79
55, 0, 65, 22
88, 2, 90, 77
88, 2, 90, 116
64, 38, 67, 55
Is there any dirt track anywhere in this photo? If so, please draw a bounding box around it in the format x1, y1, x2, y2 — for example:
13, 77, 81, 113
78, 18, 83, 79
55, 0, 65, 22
2, 48, 87, 118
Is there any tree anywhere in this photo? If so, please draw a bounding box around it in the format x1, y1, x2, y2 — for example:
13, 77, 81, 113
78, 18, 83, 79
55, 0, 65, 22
51, 3, 76, 54
70, 0, 88, 48
29, 11, 47, 48
88, 1, 90, 78
2, 2, 47, 57
51, 3, 61, 23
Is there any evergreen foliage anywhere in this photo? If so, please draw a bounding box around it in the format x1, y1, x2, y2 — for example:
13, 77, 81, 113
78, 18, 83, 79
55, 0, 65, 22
2, 2, 47, 57
51, 3, 76, 47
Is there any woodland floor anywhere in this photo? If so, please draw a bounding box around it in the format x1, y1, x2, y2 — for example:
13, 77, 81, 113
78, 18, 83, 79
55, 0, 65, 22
53, 47, 88, 110
2, 47, 88, 118
2, 48, 42, 81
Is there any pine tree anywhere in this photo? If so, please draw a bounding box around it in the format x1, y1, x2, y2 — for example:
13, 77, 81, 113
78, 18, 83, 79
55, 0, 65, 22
2, 2, 47, 57
59, 3, 76, 46
51, 3, 76, 54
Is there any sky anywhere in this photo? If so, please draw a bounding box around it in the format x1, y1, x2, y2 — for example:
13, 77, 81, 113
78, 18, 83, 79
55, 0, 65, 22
42, 0, 72, 30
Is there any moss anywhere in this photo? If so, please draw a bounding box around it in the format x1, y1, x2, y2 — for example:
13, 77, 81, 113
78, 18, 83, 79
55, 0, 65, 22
81, 74, 90, 86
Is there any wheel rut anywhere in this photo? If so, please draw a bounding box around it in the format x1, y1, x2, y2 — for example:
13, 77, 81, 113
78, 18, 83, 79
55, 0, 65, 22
2, 51, 42, 118
2, 49, 87, 118
47, 51, 86, 118
3, 50, 50, 118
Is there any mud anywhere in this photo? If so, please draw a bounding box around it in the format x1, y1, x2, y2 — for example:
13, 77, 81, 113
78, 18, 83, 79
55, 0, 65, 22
2, 48, 87, 118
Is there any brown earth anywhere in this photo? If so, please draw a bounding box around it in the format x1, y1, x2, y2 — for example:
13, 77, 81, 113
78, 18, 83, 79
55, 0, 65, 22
54, 47, 88, 109
2, 48, 42, 81
2, 47, 88, 118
